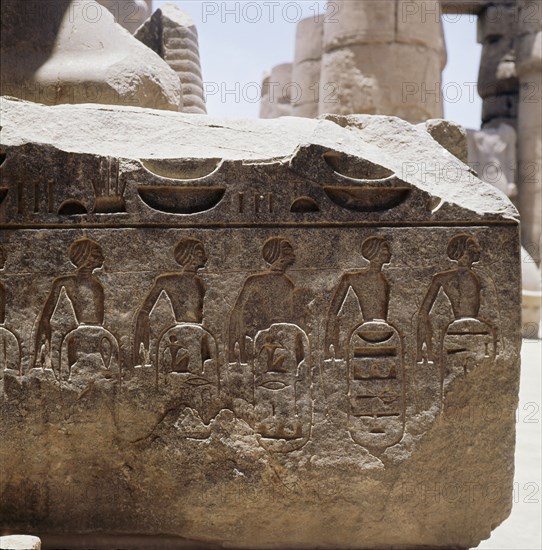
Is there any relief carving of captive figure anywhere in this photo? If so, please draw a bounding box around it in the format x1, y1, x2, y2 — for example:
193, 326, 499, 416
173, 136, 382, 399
34, 238, 105, 362
228, 237, 297, 363
325, 236, 392, 358
416, 233, 493, 362
133, 238, 207, 364
324, 236, 405, 450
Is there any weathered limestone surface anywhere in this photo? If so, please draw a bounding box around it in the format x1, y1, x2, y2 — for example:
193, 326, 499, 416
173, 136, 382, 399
424, 119, 469, 164
0, 0, 181, 111
98, 0, 152, 34
135, 3, 207, 114
0, 98, 521, 549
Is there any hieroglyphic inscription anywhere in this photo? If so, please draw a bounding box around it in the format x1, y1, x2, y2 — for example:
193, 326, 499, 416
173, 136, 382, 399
94, 157, 126, 213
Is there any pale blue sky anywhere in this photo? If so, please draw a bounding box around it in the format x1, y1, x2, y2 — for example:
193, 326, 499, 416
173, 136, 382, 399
161, 1, 482, 129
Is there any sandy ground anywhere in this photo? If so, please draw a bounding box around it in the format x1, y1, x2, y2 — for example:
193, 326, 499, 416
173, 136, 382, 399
478, 339, 542, 549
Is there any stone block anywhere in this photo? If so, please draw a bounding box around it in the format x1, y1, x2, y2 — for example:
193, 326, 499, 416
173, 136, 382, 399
477, 5, 517, 43
396, 0, 447, 60
322, 0, 396, 50
0, 98, 521, 549
293, 16, 324, 65
481, 93, 518, 123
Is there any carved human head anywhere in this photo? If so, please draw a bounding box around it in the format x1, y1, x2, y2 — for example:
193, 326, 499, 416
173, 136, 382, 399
68, 238, 104, 270
174, 238, 207, 270
361, 236, 391, 264
447, 234, 481, 264
262, 237, 295, 271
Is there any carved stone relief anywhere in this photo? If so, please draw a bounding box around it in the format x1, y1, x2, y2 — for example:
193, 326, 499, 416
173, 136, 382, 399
0, 100, 522, 549
416, 234, 498, 406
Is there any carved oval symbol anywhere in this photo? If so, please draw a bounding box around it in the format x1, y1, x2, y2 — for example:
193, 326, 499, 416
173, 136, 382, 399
58, 199, 88, 216
141, 158, 221, 180
355, 322, 395, 343
260, 381, 289, 391
323, 187, 410, 212
138, 186, 226, 214
290, 197, 319, 213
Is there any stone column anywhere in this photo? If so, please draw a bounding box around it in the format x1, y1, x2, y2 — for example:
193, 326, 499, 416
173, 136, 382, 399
318, 0, 446, 122
467, 123, 518, 201
477, 1, 518, 127
259, 71, 273, 119
135, 4, 207, 114
291, 16, 323, 118
0, 0, 181, 111
516, 0, 542, 256
260, 63, 293, 118
97, 0, 152, 33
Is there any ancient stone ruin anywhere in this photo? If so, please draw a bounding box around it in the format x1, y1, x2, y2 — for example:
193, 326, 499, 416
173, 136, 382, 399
261, 0, 446, 122
0, 97, 521, 548
0, 0, 537, 547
